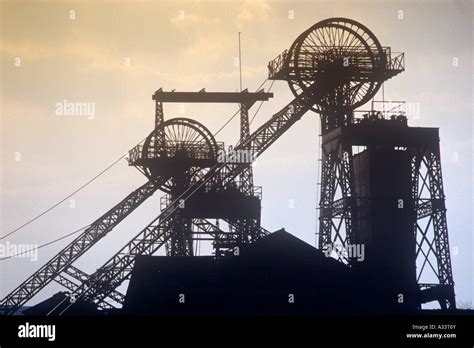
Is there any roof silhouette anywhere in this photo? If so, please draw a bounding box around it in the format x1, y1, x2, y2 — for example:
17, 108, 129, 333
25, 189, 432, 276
123, 229, 373, 315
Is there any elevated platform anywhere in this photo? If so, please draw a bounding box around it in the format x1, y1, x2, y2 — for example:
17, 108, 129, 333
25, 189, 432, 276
322, 115, 440, 153
128, 142, 224, 177
268, 47, 404, 81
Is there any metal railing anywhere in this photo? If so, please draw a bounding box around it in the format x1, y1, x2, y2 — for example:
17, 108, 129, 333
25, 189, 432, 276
128, 141, 225, 165
383, 47, 405, 73
268, 49, 290, 79
128, 144, 141, 164
268, 46, 405, 81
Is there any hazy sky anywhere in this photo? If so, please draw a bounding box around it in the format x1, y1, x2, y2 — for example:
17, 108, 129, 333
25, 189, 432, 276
1, 0, 472, 308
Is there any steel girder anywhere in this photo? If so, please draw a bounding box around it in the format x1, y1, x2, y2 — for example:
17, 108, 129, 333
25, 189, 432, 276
318, 138, 357, 263
0, 179, 163, 315
412, 151, 455, 309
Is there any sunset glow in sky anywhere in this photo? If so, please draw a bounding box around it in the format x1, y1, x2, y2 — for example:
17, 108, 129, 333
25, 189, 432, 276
1, 0, 472, 308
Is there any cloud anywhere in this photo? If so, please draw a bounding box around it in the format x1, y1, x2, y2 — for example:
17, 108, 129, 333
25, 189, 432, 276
236, 0, 272, 24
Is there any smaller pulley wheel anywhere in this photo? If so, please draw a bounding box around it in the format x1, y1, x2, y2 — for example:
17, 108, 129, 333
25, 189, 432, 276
141, 117, 219, 193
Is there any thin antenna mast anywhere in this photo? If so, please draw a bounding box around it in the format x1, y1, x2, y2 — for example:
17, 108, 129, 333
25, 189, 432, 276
238, 32, 242, 92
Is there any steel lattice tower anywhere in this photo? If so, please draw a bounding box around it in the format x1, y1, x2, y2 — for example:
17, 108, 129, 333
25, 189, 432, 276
268, 18, 455, 309
130, 89, 272, 257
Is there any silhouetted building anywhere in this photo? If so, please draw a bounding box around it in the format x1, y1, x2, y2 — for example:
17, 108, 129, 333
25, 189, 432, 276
123, 229, 417, 315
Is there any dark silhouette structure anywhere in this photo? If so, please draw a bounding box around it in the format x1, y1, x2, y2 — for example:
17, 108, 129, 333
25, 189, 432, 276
268, 18, 454, 309
0, 17, 455, 315
123, 230, 379, 315
128, 89, 273, 257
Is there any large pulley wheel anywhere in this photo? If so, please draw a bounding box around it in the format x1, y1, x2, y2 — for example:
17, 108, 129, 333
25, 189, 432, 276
141, 117, 218, 193
287, 17, 387, 112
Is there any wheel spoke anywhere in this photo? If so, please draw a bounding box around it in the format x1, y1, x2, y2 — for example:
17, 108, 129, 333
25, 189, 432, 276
289, 18, 383, 112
